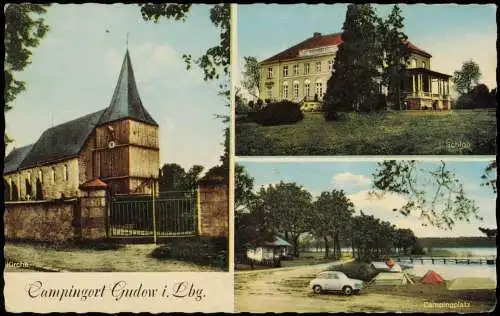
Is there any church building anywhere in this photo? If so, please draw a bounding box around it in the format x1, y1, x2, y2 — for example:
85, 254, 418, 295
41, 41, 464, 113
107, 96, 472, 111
4, 50, 160, 200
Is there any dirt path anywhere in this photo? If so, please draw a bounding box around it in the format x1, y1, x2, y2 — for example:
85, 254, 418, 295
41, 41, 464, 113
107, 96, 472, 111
235, 260, 494, 313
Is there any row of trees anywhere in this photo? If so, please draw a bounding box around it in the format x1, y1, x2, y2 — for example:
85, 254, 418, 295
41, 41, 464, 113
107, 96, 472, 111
452, 60, 497, 109
235, 165, 421, 260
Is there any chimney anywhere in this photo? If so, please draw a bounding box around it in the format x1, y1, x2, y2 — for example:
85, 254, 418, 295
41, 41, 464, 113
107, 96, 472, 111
313, 32, 322, 38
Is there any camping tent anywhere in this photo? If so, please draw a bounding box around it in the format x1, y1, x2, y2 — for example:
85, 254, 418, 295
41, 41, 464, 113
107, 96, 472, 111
447, 277, 496, 290
369, 272, 415, 286
421, 270, 445, 284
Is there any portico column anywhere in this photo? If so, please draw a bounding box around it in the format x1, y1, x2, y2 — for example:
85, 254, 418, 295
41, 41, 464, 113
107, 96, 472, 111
412, 75, 416, 95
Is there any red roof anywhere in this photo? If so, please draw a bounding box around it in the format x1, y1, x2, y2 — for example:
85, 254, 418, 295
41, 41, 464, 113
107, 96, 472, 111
261, 32, 343, 64
261, 32, 431, 64
80, 178, 108, 190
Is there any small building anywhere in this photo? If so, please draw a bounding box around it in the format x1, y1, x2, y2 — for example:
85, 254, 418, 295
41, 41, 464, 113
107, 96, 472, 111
4, 50, 159, 200
246, 236, 292, 262
258, 32, 451, 111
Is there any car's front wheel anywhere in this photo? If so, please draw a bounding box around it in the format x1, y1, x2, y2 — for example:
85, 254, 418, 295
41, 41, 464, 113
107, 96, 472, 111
312, 285, 323, 294
342, 286, 353, 296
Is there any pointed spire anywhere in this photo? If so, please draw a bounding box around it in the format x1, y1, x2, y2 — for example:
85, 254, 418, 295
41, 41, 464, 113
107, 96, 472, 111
98, 50, 158, 126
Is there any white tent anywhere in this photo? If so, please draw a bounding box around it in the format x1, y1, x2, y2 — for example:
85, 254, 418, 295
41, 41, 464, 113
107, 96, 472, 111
447, 277, 496, 290
369, 272, 415, 286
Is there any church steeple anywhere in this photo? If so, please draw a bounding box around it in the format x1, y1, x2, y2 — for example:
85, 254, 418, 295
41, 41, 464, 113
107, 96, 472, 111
98, 50, 158, 126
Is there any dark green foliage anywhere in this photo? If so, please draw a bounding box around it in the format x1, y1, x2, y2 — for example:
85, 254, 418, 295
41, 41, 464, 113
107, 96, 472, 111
252, 100, 304, 126
455, 84, 497, 109
452, 60, 481, 95
323, 4, 384, 120
158, 163, 204, 192
419, 236, 497, 248
151, 236, 228, 270
380, 5, 411, 110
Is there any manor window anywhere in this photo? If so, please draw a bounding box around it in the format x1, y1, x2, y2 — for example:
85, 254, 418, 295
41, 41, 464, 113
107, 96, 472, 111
283, 66, 289, 77
293, 81, 300, 99
316, 61, 321, 72
316, 81, 323, 98
304, 63, 310, 75
304, 81, 311, 97
267, 67, 273, 79
293, 64, 299, 76
328, 59, 334, 71
283, 82, 289, 99
267, 87, 273, 98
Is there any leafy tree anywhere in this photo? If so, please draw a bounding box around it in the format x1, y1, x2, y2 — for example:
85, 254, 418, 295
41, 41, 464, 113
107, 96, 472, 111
4, 4, 51, 146
480, 160, 497, 194
256, 181, 313, 257
452, 60, 481, 95
242, 56, 260, 100
234, 163, 255, 213
478, 227, 497, 238
158, 163, 204, 192
372, 160, 482, 230
393, 228, 417, 255
456, 83, 496, 109
323, 4, 384, 120
380, 4, 411, 110
311, 189, 354, 258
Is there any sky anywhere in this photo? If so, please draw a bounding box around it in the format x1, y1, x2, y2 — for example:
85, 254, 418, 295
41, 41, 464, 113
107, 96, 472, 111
6, 4, 227, 172
235, 4, 497, 97
238, 159, 496, 238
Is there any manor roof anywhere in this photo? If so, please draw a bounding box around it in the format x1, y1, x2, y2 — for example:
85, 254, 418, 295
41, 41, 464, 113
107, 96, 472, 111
260, 32, 432, 64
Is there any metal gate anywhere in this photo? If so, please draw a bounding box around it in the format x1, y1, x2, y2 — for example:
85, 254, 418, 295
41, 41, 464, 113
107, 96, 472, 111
109, 190, 199, 239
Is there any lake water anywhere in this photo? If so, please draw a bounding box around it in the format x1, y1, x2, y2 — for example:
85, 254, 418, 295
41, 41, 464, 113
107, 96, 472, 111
405, 247, 497, 282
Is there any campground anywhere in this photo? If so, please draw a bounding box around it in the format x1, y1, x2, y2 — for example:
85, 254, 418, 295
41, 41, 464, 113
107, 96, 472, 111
235, 260, 496, 313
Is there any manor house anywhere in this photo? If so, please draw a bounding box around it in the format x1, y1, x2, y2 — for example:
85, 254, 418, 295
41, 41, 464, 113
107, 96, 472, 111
259, 32, 452, 110
4, 50, 159, 201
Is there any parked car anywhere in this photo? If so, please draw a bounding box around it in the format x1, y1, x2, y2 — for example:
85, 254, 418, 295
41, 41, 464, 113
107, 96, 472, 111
309, 271, 364, 295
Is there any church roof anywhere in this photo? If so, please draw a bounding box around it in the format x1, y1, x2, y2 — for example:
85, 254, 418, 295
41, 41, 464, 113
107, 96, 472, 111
98, 50, 158, 127
18, 109, 105, 170
4, 144, 34, 174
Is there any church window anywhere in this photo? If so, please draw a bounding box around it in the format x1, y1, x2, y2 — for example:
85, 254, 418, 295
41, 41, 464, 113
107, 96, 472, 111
51, 167, 55, 184
64, 165, 69, 181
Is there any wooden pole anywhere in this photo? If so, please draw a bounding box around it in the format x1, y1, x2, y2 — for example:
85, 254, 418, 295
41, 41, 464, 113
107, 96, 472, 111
197, 186, 202, 235
152, 177, 157, 244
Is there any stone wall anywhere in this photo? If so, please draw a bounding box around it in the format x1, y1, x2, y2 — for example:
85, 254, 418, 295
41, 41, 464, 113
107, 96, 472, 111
4, 186, 108, 242
198, 180, 229, 238
4, 199, 79, 242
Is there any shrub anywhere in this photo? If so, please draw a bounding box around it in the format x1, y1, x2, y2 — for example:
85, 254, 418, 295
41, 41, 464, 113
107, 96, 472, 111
252, 100, 304, 126
151, 236, 228, 270
256, 99, 264, 108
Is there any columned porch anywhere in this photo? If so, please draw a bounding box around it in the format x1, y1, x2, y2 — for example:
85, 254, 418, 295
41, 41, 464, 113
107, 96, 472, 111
404, 68, 452, 110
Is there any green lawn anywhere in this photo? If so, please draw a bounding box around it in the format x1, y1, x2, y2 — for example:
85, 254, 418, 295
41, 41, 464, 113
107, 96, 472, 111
236, 109, 496, 155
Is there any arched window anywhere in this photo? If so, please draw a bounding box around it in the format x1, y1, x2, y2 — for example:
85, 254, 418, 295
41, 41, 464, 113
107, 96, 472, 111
4, 179, 11, 201
36, 178, 43, 200
411, 59, 417, 68
51, 167, 56, 184
25, 178, 32, 199
64, 164, 69, 181
12, 181, 19, 201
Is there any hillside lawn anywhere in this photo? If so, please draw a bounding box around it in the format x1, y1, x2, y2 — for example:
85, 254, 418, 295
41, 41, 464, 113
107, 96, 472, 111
235, 109, 496, 156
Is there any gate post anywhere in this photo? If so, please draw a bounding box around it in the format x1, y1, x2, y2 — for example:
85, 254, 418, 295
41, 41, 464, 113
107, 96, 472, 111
79, 179, 108, 240
197, 170, 228, 238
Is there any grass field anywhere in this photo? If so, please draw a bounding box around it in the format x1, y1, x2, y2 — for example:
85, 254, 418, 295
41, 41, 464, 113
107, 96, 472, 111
4, 242, 222, 272
236, 109, 496, 155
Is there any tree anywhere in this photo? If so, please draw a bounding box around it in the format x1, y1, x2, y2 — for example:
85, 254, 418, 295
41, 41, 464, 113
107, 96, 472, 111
242, 56, 260, 100
323, 4, 384, 120
380, 4, 411, 110
480, 160, 497, 194
452, 60, 481, 95
256, 182, 313, 257
235, 164, 255, 213
372, 160, 482, 230
456, 83, 496, 109
158, 163, 204, 192
311, 190, 354, 259
4, 4, 51, 146
478, 227, 497, 238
